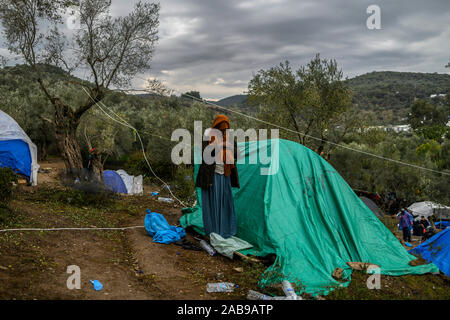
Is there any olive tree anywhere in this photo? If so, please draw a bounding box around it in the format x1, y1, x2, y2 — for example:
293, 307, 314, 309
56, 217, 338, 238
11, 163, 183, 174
247, 54, 353, 157
0, 0, 159, 180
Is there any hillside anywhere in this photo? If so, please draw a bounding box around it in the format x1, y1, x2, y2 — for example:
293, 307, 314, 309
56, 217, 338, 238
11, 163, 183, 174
346, 71, 450, 111
213, 71, 450, 122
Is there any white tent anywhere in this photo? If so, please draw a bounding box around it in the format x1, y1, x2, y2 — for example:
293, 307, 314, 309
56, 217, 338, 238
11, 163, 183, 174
116, 169, 143, 195
408, 201, 450, 220
0, 109, 39, 185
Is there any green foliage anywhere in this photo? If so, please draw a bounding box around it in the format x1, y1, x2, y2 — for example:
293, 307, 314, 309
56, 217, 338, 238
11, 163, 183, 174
0, 167, 17, 207
172, 165, 196, 205
347, 71, 450, 124
416, 126, 449, 142
31, 186, 117, 208
408, 99, 447, 129
182, 91, 202, 100
0, 167, 17, 223
331, 131, 449, 206
248, 54, 354, 156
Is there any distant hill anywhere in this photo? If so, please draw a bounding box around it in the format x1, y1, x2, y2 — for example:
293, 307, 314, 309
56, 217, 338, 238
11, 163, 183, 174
346, 71, 450, 111
212, 71, 450, 122
211, 95, 248, 107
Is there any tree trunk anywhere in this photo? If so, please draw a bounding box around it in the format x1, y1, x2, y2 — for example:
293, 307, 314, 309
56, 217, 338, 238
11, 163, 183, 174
90, 152, 104, 183
53, 99, 83, 176
39, 140, 47, 161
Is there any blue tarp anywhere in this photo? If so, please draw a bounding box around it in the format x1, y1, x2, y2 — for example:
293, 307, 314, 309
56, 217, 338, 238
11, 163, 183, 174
435, 221, 450, 229
103, 170, 128, 194
409, 228, 450, 276
0, 139, 32, 179
144, 209, 186, 244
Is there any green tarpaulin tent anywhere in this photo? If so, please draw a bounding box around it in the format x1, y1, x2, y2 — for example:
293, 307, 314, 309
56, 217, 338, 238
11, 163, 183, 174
180, 139, 438, 296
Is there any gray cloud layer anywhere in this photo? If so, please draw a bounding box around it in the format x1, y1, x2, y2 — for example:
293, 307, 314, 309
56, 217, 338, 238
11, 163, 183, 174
3, 0, 450, 99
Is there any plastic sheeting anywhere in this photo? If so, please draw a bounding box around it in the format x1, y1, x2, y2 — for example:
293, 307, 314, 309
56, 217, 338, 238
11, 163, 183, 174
0, 140, 32, 178
145, 209, 186, 244
104, 170, 128, 194
103, 169, 143, 195
0, 109, 39, 185
116, 169, 143, 195
408, 201, 450, 220
435, 221, 450, 229
409, 228, 450, 276
209, 233, 254, 259
360, 196, 384, 218
180, 139, 439, 296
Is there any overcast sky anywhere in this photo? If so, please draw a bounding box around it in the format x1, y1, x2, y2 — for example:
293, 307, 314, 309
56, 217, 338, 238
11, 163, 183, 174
2, 0, 450, 100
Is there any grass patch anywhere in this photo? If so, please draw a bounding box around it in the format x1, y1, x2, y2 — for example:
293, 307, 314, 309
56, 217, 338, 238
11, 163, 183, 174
23, 185, 119, 208
326, 270, 450, 300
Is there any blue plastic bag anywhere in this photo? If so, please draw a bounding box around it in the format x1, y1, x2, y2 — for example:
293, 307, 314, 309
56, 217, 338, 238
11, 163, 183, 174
90, 280, 103, 291
144, 209, 171, 236
153, 230, 182, 244
144, 209, 186, 244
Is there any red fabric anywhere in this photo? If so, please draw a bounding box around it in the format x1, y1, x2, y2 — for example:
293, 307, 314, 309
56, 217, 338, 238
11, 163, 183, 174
209, 115, 235, 176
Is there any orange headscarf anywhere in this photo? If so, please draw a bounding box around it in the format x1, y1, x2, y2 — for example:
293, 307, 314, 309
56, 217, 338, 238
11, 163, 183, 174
209, 115, 235, 176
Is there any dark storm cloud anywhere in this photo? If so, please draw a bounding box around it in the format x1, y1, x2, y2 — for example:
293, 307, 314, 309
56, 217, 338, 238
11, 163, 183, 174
1, 0, 449, 99
141, 0, 450, 98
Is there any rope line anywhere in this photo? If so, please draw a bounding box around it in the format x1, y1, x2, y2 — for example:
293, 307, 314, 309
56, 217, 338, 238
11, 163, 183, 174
82, 87, 187, 207
0, 226, 145, 233
173, 90, 450, 177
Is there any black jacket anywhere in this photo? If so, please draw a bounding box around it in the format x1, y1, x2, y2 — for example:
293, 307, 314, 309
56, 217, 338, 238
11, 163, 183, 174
195, 140, 240, 189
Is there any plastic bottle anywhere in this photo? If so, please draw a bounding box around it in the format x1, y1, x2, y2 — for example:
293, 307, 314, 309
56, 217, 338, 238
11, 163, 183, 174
282, 280, 301, 300
199, 240, 216, 256
158, 197, 174, 204
247, 290, 274, 300
206, 282, 235, 293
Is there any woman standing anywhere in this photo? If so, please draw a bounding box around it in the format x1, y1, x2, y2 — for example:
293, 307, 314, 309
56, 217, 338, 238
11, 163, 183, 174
195, 115, 240, 239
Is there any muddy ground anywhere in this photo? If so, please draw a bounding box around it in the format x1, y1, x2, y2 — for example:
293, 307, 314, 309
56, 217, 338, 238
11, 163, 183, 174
0, 158, 449, 300
0, 159, 263, 300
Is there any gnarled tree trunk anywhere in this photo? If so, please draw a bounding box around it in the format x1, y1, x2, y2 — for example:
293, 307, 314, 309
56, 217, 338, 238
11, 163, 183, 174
53, 99, 83, 176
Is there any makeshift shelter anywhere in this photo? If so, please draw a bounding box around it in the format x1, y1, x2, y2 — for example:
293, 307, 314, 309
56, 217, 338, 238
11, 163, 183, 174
103, 169, 143, 195
408, 201, 450, 220
360, 196, 384, 219
409, 228, 450, 276
0, 109, 39, 185
180, 139, 438, 296
435, 221, 450, 229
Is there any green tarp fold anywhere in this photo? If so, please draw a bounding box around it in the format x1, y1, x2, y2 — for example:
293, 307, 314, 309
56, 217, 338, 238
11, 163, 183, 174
180, 139, 438, 296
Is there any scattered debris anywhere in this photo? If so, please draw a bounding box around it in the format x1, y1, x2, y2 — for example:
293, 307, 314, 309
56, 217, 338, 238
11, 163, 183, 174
158, 197, 174, 204
347, 262, 380, 271
233, 251, 259, 263
281, 280, 301, 300
247, 290, 275, 300
90, 280, 103, 291
233, 267, 243, 273
409, 257, 428, 266
199, 239, 216, 256
206, 282, 236, 293
216, 272, 224, 280
332, 268, 344, 280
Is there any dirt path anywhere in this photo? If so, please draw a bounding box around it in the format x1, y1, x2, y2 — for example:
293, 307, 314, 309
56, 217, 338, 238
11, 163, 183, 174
0, 160, 249, 299
125, 207, 246, 300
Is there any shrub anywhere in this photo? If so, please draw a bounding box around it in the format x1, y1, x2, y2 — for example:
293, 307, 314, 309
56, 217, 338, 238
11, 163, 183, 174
172, 165, 196, 205
0, 167, 17, 223
0, 167, 17, 207
124, 151, 175, 180
31, 185, 118, 208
